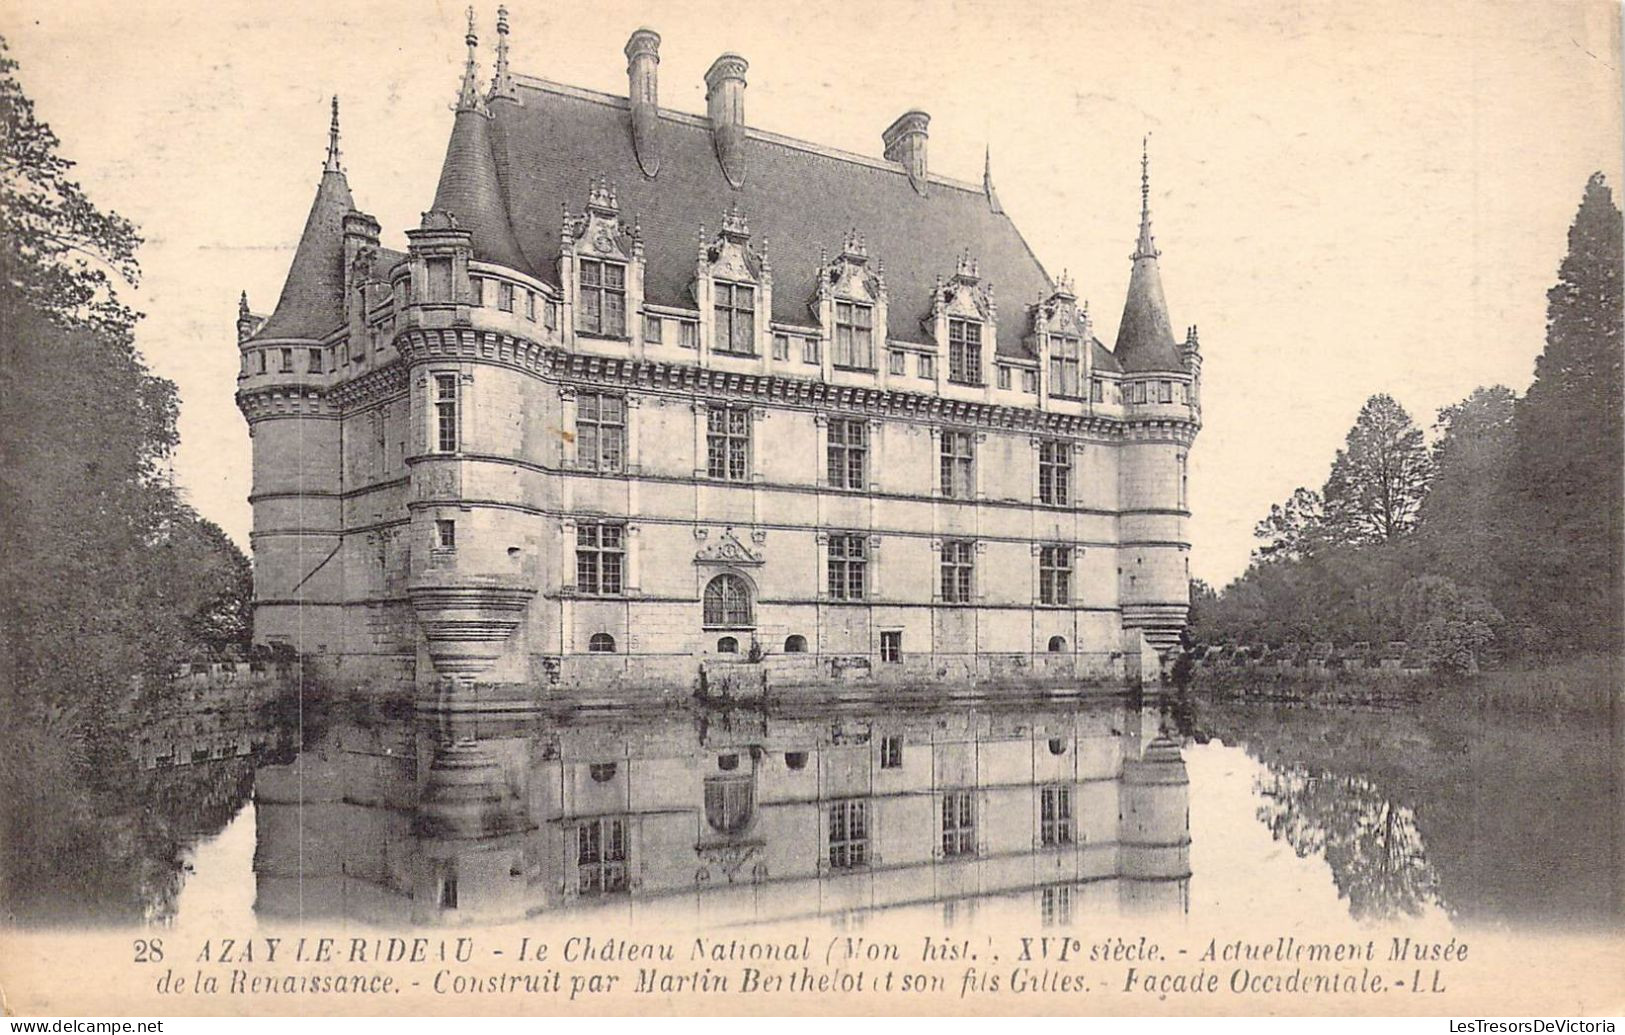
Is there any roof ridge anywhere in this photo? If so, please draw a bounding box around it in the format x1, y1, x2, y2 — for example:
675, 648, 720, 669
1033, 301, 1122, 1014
512, 73, 993, 197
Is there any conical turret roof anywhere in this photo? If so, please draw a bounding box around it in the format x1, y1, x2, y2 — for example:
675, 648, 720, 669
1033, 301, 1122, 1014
253, 103, 353, 341
1113, 142, 1185, 373
428, 12, 530, 273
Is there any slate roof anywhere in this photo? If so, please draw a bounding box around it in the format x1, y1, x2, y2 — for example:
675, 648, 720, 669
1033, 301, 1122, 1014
1113, 205, 1185, 373
252, 166, 353, 341
486, 78, 1057, 357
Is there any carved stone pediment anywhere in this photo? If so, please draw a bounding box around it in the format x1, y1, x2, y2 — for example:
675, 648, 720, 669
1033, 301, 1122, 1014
692, 206, 766, 297
1030, 271, 1088, 339
694, 527, 764, 566
564, 177, 638, 261
810, 229, 884, 315
926, 251, 995, 333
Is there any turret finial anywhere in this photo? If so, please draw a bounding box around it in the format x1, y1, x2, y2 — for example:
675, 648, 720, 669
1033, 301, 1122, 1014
239, 290, 250, 317
456, 7, 484, 112
1133, 133, 1160, 261
324, 96, 342, 174
983, 144, 1003, 214
490, 5, 517, 101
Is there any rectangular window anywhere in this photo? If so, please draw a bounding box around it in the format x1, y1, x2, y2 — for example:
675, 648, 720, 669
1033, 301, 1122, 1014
1049, 358, 1081, 398
525, 290, 536, 321
1132, 381, 1147, 404
545, 300, 559, 331
880, 631, 902, 664
497, 281, 515, 312
827, 533, 868, 601
706, 406, 751, 481
435, 519, 456, 550
803, 337, 821, 364
880, 734, 903, 767
773, 333, 791, 360
713, 282, 756, 354
427, 260, 453, 302
947, 319, 982, 386
1039, 440, 1072, 506
393, 279, 408, 311
826, 418, 868, 490
918, 354, 935, 379
470, 275, 486, 306
939, 430, 975, 499
833, 301, 874, 369
434, 373, 458, 453
575, 391, 625, 472
942, 791, 976, 857
643, 314, 663, 343
1041, 784, 1074, 847
1159, 380, 1174, 404
576, 817, 628, 896
941, 539, 975, 603
307, 348, 323, 373
889, 351, 906, 375
439, 878, 458, 910
828, 801, 869, 869
279, 348, 293, 373
1091, 378, 1104, 403
679, 321, 698, 349
1040, 545, 1072, 605
1022, 369, 1038, 393
256, 350, 267, 374
997, 366, 1011, 390
575, 523, 626, 596
577, 259, 627, 337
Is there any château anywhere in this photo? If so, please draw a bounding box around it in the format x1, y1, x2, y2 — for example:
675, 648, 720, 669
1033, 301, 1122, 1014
235, 11, 1203, 695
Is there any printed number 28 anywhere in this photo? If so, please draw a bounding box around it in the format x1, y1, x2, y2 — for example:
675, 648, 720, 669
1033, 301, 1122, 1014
133, 938, 164, 963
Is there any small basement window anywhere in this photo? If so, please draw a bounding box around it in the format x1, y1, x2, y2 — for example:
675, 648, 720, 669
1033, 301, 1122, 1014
588, 633, 616, 653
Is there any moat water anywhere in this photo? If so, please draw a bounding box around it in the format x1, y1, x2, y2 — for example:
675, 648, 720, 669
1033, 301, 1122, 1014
3, 688, 1618, 933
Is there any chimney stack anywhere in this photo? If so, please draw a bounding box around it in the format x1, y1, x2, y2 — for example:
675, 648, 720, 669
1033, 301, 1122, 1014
704, 53, 749, 188
883, 110, 930, 195
625, 28, 662, 177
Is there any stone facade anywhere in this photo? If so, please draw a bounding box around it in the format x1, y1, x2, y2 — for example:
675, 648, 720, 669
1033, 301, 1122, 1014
235, 18, 1202, 695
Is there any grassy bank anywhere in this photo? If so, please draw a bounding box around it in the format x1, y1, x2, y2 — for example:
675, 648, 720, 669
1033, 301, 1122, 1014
1188, 652, 1620, 714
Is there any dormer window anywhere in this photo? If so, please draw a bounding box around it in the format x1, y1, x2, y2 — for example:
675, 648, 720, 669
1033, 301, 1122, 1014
578, 259, 627, 337
713, 282, 756, 355
947, 319, 982, 386
833, 301, 874, 370
1048, 335, 1082, 398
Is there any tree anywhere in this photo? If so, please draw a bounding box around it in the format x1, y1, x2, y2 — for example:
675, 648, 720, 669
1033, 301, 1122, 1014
1321, 394, 1432, 546
1399, 575, 1501, 673
1504, 174, 1623, 652
1417, 386, 1518, 592
1253, 486, 1326, 563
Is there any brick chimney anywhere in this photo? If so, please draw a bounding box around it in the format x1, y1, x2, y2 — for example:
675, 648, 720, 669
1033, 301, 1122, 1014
625, 28, 662, 177
883, 110, 930, 195
705, 53, 749, 188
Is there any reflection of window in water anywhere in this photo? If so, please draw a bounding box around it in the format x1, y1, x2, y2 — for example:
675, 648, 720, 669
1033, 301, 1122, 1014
704, 777, 754, 835
1041, 785, 1074, 846
942, 897, 978, 927
576, 818, 628, 895
828, 800, 868, 869
1041, 885, 1072, 927
880, 735, 903, 769
941, 791, 976, 856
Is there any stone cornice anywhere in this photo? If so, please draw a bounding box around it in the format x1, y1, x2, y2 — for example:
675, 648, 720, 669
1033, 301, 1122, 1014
390, 326, 1205, 441
236, 384, 339, 422
329, 362, 409, 409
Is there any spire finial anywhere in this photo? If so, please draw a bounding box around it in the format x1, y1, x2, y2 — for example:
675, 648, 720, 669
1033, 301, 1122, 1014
324, 96, 342, 174
456, 7, 484, 112
982, 144, 1003, 213
1133, 133, 1160, 261
239, 290, 250, 317
490, 5, 517, 101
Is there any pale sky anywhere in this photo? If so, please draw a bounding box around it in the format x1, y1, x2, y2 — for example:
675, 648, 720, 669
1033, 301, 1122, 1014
6, 0, 1621, 587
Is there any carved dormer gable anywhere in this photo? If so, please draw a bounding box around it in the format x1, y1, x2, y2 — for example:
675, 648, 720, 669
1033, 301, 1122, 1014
809, 229, 885, 314
561, 178, 644, 342
563, 176, 640, 263
692, 206, 770, 358
927, 250, 996, 330
693, 205, 767, 292
1029, 271, 1088, 340
694, 527, 764, 566
1029, 271, 1092, 401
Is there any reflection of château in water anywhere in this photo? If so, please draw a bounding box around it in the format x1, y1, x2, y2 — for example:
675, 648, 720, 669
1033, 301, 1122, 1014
254, 697, 1189, 926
